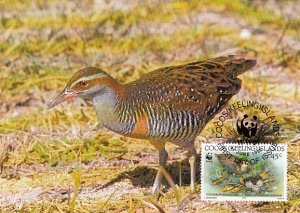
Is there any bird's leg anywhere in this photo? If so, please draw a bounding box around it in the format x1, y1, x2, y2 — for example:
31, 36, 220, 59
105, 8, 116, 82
185, 146, 197, 193
150, 141, 168, 195
152, 149, 168, 194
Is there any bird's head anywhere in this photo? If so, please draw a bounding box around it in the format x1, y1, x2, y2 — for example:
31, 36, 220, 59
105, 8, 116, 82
49, 67, 122, 109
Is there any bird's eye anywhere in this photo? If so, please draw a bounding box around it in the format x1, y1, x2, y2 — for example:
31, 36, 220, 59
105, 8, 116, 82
80, 81, 88, 87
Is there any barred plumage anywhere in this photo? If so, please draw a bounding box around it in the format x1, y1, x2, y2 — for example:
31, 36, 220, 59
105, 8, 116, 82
108, 56, 254, 142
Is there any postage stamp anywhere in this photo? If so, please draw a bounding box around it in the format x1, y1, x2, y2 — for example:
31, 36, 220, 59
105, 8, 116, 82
201, 143, 287, 201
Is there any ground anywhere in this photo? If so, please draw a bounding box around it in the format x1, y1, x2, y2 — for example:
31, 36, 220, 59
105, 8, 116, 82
0, 0, 299, 212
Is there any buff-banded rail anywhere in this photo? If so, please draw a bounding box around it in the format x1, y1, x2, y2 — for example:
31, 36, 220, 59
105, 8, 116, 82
49, 55, 256, 194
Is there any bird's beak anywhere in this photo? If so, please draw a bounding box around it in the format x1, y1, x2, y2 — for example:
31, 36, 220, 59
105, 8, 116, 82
48, 89, 76, 109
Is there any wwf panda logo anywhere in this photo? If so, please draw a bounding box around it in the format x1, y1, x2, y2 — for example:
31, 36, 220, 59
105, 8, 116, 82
206, 153, 213, 161
237, 114, 258, 138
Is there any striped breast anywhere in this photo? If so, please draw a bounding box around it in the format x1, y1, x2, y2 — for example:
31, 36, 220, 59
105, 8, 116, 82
116, 55, 255, 142
116, 98, 204, 142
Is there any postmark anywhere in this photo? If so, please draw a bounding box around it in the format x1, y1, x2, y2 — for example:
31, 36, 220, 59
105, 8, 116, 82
201, 143, 287, 201
215, 100, 281, 144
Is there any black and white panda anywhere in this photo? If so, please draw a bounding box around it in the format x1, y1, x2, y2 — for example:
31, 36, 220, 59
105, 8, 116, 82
237, 114, 258, 138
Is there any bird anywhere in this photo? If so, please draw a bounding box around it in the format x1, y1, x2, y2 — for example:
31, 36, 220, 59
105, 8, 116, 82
49, 55, 256, 194
216, 154, 252, 174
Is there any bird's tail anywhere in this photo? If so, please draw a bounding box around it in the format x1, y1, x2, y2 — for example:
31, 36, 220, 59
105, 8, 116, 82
211, 55, 257, 78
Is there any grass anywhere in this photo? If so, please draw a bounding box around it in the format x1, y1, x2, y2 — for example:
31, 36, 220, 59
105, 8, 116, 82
0, 0, 299, 212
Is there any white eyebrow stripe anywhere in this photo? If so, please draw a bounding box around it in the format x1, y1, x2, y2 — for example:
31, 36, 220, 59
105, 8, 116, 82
70, 73, 107, 88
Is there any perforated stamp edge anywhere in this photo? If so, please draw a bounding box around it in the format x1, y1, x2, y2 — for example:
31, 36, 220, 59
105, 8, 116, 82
200, 143, 287, 202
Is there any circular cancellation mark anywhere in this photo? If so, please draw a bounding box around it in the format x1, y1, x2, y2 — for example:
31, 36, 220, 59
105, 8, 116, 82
214, 100, 281, 144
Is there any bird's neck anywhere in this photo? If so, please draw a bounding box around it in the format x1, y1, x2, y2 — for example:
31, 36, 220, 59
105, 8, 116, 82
92, 82, 129, 135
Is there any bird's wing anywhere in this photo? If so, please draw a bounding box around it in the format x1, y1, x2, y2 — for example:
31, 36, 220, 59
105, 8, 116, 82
125, 55, 256, 119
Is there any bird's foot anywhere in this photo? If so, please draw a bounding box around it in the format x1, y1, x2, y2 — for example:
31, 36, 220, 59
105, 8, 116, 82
151, 182, 163, 200
151, 184, 160, 195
